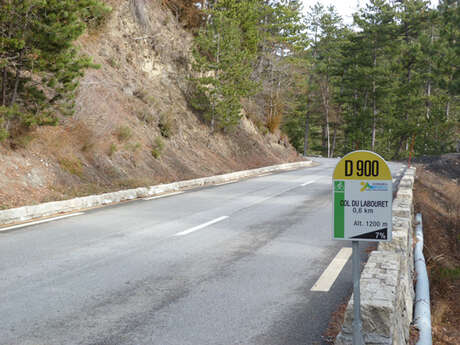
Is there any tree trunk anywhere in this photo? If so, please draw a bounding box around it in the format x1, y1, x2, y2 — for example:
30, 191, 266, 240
446, 100, 450, 120
325, 105, 330, 158
210, 112, 215, 132
11, 67, 20, 106
2, 67, 6, 106
321, 124, 327, 157
11, 48, 25, 106
303, 112, 309, 156
371, 48, 377, 151
445, 73, 453, 120
320, 79, 331, 158
211, 30, 220, 133
331, 123, 337, 158
426, 25, 433, 120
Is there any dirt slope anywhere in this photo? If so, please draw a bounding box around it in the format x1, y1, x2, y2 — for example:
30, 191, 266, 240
413, 156, 460, 344
0, 0, 300, 209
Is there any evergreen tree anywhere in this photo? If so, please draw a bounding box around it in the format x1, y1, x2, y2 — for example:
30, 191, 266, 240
257, 0, 305, 135
191, 2, 258, 130
339, 0, 398, 156
392, 0, 431, 157
304, 3, 344, 157
0, 0, 110, 139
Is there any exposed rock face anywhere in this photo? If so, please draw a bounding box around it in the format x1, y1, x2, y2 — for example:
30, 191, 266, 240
0, 0, 300, 209
336, 168, 416, 345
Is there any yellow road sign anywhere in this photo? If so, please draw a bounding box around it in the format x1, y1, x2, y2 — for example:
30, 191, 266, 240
333, 150, 393, 241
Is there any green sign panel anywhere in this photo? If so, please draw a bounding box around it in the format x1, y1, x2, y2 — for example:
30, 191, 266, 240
332, 150, 393, 242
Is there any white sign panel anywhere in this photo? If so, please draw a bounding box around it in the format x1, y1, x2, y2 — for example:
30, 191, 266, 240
333, 151, 393, 242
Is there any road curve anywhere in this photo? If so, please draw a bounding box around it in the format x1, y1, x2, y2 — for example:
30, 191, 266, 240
0, 158, 403, 345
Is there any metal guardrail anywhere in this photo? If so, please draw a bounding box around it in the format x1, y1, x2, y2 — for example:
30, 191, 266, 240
414, 213, 433, 345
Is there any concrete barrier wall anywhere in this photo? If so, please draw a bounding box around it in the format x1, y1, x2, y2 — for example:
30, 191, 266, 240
0, 160, 313, 226
336, 167, 416, 345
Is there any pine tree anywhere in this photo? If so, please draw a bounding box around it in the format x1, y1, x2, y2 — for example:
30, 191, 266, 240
337, 0, 398, 157
304, 3, 344, 157
258, 0, 304, 135
191, 2, 258, 130
0, 0, 110, 138
392, 0, 431, 157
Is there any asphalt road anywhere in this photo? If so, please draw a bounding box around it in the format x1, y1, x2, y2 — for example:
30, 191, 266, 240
0, 158, 403, 345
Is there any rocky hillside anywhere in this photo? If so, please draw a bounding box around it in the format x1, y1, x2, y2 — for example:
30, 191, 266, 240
0, 0, 300, 209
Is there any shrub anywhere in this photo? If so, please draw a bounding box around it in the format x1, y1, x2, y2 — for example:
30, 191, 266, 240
0, 1, 109, 137
0, 116, 8, 141
133, 88, 149, 103
136, 110, 155, 125
265, 96, 284, 134
125, 142, 141, 152
83, 2, 112, 29
108, 143, 117, 156
81, 141, 94, 152
0, 127, 7, 142
266, 112, 283, 134
11, 134, 35, 149
158, 112, 176, 138
116, 126, 132, 141
107, 57, 119, 68
151, 136, 164, 158
58, 157, 83, 177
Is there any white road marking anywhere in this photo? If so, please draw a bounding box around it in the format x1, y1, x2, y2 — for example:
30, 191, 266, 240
0, 213, 85, 232
311, 247, 353, 292
174, 216, 229, 237
143, 192, 184, 201
301, 180, 315, 186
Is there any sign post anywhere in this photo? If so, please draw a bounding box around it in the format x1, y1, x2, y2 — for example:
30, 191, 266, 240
332, 150, 393, 345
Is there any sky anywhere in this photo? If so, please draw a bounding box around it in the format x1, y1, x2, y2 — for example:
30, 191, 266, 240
301, 0, 360, 24
301, 0, 440, 25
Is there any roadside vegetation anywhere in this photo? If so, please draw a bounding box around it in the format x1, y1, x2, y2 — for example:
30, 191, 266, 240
414, 155, 460, 344
1, 0, 457, 161
185, 0, 459, 159
0, 0, 110, 140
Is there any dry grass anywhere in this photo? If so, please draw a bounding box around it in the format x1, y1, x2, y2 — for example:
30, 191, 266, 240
266, 113, 283, 134
414, 166, 460, 345
116, 125, 133, 142
108, 142, 117, 156
160, 0, 204, 29
10, 132, 36, 149
323, 302, 348, 344
0, 0, 301, 211
58, 157, 84, 178
44, 177, 156, 201
158, 110, 176, 138
409, 324, 420, 345
265, 96, 284, 134
151, 136, 164, 158
69, 121, 95, 153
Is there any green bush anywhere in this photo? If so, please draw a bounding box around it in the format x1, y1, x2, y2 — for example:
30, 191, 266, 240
108, 143, 117, 156
116, 126, 132, 142
136, 110, 155, 125
158, 112, 175, 138
11, 134, 35, 149
0, 0, 109, 138
151, 136, 164, 158
58, 157, 83, 177
125, 142, 141, 152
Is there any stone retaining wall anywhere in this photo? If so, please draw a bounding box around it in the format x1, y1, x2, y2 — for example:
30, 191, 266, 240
0, 160, 313, 226
336, 167, 416, 345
